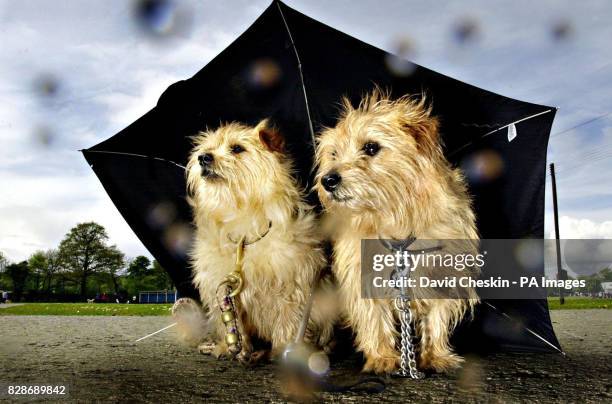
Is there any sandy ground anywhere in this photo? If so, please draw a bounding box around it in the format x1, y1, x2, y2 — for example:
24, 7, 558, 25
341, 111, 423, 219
0, 310, 610, 403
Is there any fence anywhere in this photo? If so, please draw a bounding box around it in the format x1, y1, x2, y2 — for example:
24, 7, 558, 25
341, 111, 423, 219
139, 290, 178, 304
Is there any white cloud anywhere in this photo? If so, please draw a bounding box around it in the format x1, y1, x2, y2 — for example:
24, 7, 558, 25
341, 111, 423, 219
548, 216, 612, 239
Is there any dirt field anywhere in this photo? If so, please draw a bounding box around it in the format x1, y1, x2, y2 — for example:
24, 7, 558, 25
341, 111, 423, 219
1, 310, 610, 403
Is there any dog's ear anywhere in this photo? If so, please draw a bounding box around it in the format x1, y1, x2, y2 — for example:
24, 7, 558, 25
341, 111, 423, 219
256, 120, 285, 153
409, 114, 440, 156
398, 96, 441, 158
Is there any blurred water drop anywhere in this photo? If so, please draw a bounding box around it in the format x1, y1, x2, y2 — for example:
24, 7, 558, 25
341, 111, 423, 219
461, 150, 504, 184
453, 17, 480, 44
33, 74, 61, 100
248, 59, 282, 90
515, 240, 544, 272
307, 351, 329, 376
163, 222, 192, 256
385, 37, 417, 76
148, 201, 177, 228
550, 19, 573, 41
132, 0, 192, 40
457, 355, 484, 393
32, 125, 56, 148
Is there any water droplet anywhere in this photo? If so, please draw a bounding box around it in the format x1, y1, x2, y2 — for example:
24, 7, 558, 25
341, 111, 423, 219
248, 59, 282, 90
132, 0, 192, 40
148, 201, 177, 228
550, 19, 573, 41
33, 74, 61, 100
385, 37, 417, 76
32, 125, 56, 148
308, 351, 329, 375
461, 150, 504, 184
163, 222, 192, 256
453, 17, 480, 44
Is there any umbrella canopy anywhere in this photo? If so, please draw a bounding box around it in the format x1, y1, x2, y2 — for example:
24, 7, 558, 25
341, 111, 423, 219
83, 0, 560, 353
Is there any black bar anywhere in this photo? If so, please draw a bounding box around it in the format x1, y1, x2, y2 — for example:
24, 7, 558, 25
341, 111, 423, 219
550, 163, 564, 305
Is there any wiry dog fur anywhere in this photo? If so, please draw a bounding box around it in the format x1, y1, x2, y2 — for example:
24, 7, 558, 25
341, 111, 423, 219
315, 89, 479, 374
185, 119, 335, 360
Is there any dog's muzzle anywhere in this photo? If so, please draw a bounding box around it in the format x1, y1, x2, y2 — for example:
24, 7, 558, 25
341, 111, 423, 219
198, 153, 222, 179
321, 172, 352, 202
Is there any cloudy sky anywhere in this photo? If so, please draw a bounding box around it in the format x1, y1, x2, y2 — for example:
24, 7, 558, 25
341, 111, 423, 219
1, 0, 611, 263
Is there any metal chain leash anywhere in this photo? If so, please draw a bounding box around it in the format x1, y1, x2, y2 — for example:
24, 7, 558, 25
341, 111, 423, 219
394, 297, 424, 379
378, 236, 425, 379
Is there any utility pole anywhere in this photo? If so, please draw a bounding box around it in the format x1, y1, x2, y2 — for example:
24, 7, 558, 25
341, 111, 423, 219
550, 163, 565, 305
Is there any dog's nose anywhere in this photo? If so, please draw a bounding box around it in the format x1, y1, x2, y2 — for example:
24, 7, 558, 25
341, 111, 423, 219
198, 153, 214, 166
321, 171, 342, 191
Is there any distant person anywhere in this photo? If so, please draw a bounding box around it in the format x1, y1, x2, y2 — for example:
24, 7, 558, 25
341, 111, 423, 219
2, 291, 8, 303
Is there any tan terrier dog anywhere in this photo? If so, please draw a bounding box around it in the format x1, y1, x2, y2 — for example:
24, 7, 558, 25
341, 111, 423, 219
182, 119, 335, 361
315, 89, 479, 374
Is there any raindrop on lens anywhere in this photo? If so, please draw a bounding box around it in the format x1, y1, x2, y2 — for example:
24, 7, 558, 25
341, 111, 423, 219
133, 0, 180, 37
32, 125, 55, 148
32, 74, 61, 100
163, 222, 192, 256
515, 240, 544, 272
308, 351, 330, 376
248, 59, 282, 89
461, 150, 504, 184
453, 17, 480, 44
550, 19, 573, 41
148, 201, 177, 228
385, 37, 417, 76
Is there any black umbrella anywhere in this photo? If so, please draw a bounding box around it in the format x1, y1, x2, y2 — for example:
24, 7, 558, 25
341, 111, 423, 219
82, 0, 561, 353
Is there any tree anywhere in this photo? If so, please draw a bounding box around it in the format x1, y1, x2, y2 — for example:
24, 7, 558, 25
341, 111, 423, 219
28, 250, 61, 297
599, 267, 612, 282
107, 256, 125, 294
127, 256, 151, 278
6, 261, 29, 301
0, 250, 7, 272
58, 222, 124, 299
151, 260, 173, 290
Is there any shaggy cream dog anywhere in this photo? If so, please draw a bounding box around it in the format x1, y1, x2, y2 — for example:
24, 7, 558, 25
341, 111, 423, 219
183, 119, 335, 360
315, 90, 479, 374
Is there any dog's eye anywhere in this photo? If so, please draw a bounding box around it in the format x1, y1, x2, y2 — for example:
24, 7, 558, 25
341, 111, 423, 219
363, 141, 380, 156
230, 144, 245, 154
330, 150, 337, 158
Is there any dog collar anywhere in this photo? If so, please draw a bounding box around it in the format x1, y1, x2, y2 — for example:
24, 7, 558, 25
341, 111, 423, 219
227, 221, 272, 246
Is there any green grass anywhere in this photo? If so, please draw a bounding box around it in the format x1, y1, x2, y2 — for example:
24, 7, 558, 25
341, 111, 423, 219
0, 303, 172, 316
0, 297, 608, 316
547, 296, 611, 310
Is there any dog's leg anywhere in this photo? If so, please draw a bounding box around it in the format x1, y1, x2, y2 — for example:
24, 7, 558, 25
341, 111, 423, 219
417, 299, 465, 373
198, 315, 228, 358
349, 297, 399, 374
172, 297, 210, 347
268, 304, 302, 359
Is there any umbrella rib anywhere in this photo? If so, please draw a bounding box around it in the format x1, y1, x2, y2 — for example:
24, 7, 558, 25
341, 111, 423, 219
484, 301, 565, 355
449, 109, 554, 157
82, 150, 186, 170
276, 1, 316, 148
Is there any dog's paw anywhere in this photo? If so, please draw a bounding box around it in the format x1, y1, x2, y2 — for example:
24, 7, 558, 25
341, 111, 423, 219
419, 353, 463, 373
362, 356, 399, 374
172, 297, 202, 317
211, 341, 234, 360
197, 341, 216, 355
238, 349, 269, 367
